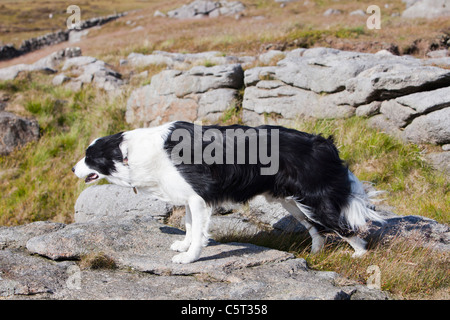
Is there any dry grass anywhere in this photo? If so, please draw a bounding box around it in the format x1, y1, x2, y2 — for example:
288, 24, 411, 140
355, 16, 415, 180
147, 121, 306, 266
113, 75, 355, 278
301, 237, 450, 300
0, 0, 149, 46
79, 252, 117, 270
77, 0, 449, 60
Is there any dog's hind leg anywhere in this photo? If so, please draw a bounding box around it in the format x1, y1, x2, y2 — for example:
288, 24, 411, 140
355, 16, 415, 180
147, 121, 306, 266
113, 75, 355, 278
343, 236, 368, 258
172, 195, 210, 264
170, 205, 192, 253
279, 198, 326, 254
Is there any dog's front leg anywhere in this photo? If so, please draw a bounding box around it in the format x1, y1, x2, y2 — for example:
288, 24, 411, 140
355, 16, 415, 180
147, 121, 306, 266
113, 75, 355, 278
172, 195, 208, 264
170, 205, 192, 252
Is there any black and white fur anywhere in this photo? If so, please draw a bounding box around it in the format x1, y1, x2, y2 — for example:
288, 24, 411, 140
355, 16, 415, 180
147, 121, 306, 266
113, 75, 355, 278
73, 121, 384, 264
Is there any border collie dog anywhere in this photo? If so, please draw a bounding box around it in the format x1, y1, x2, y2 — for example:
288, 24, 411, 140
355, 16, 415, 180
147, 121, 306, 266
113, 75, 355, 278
73, 121, 383, 264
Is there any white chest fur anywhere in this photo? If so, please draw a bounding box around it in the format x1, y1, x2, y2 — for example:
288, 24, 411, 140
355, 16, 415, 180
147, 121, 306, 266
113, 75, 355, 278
122, 124, 196, 205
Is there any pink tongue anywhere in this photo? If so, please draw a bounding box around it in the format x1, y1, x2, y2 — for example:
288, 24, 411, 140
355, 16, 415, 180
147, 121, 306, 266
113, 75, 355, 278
85, 173, 98, 183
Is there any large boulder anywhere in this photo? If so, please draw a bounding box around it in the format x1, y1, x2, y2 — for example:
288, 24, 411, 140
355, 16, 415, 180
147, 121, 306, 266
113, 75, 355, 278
74, 184, 173, 223
402, 107, 450, 144
126, 64, 244, 127
0, 112, 39, 156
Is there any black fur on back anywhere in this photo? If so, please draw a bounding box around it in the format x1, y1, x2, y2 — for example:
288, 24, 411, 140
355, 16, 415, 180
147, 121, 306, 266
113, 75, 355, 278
164, 121, 353, 235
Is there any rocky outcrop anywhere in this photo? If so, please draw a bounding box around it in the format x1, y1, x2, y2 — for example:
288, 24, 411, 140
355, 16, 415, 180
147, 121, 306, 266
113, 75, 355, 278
3, 183, 449, 299
56, 56, 124, 93
243, 48, 449, 123
0, 112, 40, 156
125, 50, 255, 70
125, 47, 450, 151
0, 47, 81, 81
241, 48, 450, 147
0, 47, 123, 93
0, 198, 389, 300
126, 64, 244, 126
166, 0, 245, 19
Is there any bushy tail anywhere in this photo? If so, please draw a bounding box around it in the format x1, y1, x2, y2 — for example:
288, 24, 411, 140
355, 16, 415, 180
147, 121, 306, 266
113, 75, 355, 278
341, 171, 386, 231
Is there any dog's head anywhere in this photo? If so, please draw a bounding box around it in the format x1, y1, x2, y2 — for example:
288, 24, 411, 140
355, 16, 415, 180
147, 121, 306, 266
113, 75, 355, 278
72, 132, 129, 185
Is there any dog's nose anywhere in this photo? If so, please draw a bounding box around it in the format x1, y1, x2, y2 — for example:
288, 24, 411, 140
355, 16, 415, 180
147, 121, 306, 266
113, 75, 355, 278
71, 167, 75, 173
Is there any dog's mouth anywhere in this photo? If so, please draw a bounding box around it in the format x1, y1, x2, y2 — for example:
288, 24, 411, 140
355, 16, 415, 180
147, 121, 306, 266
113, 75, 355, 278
85, 173, 99, 183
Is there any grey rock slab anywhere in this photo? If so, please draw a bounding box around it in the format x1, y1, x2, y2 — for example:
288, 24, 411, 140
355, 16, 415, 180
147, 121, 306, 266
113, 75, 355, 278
125, 241, 294, 278
395, 86, 450, 114
74, 185, 173, 223
258, 50, 286, 65
242, 82, 319, 118
243, 81, 355, 120
178, 63, 244, 96
197, 88, 237, 117
26, 216, 159, 261
402, 107, 450, 144
52, 74, 71, 86
0, 249, 76, 297
62, 56, 97, 71
364, 213, 450, 252
243, 66, 277, 87
380, 100, 417, 128
26, 218, 294, 278
270, 48, 422, 95
126, 64, 243, 127
245, 47, 450, 109
345, 63, 450, 105
355, 101, 382, 117
2, 220, 388, 300
0, 221, 65, 250
43, 258, 387, 300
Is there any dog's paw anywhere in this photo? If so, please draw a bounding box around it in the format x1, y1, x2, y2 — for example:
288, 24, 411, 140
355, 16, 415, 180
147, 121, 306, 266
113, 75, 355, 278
170, 240, 190, 252
171, 252, 198, 264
